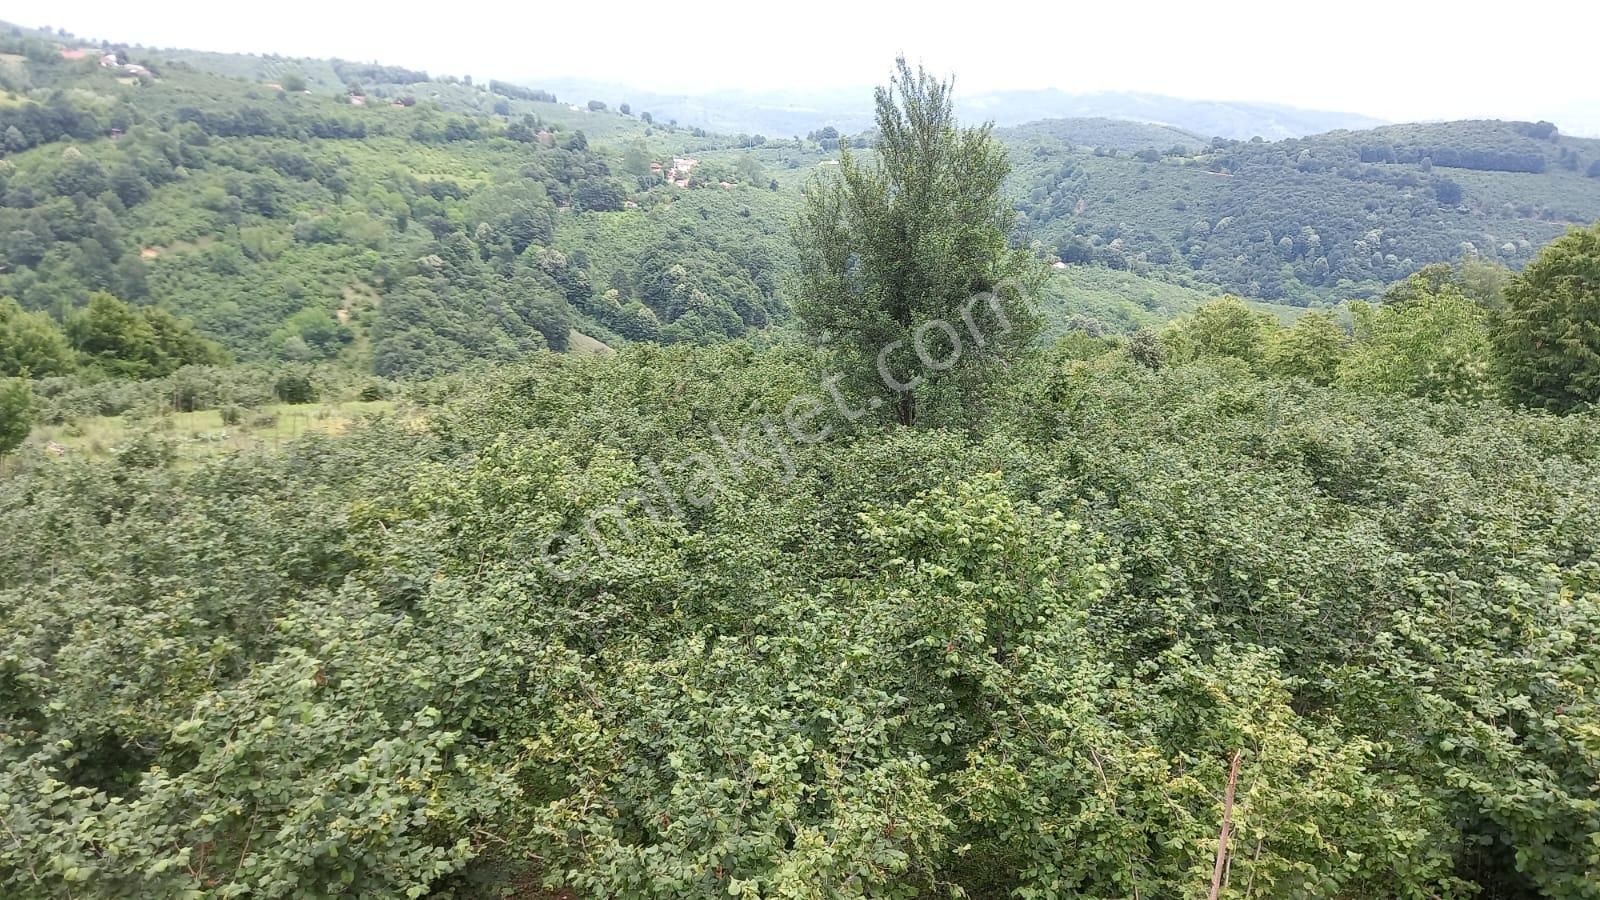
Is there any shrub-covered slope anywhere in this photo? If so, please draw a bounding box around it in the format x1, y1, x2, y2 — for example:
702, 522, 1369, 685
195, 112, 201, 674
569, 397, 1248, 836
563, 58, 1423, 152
3, 342, 1597, 897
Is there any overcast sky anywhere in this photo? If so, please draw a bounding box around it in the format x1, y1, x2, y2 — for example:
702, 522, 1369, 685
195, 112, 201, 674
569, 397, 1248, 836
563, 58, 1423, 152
15, 1, 1600, 131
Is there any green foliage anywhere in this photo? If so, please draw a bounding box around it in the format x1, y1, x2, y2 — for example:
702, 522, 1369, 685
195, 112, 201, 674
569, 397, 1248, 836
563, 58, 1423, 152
556, 188, 792, 345
1385, 258, 1512, 309
0, 376, 30, 454
5, 25, 1600, 900
620, 139, 652, 178
1127, 326, 1165, 369
1161, 296, 1275, 367
272, 307, 350, 360
0, 297, 74, 377
734, 151, 764, 185
63, 292, 226, 379
1000, 116, 1206, 154
5, 343, 1599, 897
573, 176, 628, 212
1498, 222, 1600, 410
1161, 286, 1511, 403
1264, 309, 1348, 384
1011, 120, 1600, 302
0, 36, 796, 382
273, 370, 318, 404
25, 361, 353, 423
794, 58, 1039, 426
1038, 266, 1221, 336
1339, 288, 1502, 402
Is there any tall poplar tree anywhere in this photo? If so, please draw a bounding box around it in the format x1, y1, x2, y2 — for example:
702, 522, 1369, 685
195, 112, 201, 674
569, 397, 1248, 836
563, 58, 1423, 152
793, 58, 1038, 427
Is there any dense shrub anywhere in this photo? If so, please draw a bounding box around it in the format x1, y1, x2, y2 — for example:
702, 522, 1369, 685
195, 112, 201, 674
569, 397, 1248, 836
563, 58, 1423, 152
3, 344, 1597, 897
1498, 222, 1600, 411
272, 371, 318, 404
0, 377, 31, 455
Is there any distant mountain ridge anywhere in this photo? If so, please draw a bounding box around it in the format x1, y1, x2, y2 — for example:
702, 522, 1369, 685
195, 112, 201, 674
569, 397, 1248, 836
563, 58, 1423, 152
528, 78, 1386, 141
997, 118, 1208, 154
963, 89, 1386, 140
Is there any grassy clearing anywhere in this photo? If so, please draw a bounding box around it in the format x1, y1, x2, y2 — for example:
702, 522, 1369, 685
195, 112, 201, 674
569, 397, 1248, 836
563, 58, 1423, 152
566, 329, 613, 354
1041, 267, 1327, 337
22, 399, 404, 464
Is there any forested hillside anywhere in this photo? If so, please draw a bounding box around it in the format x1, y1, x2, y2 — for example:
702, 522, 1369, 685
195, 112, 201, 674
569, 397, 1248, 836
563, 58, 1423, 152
0, 21, 805, 379
1012, 118, 1600, 302
3, 23, 1600, 900
7, 18, 1599, 378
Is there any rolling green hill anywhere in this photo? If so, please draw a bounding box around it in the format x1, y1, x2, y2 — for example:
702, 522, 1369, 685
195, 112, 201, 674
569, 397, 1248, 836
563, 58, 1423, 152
6, 18, 1598, 379
998, 117, 1206, 154
1040, 266, 1311, 338
0, 21, 803, 377
1009, 117, 1600, 303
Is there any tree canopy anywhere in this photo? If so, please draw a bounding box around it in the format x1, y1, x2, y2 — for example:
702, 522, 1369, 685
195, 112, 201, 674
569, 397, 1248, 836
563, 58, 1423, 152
794, 58, 1038, 426
0, 376, 30, 455
1498, 222, 1600, 410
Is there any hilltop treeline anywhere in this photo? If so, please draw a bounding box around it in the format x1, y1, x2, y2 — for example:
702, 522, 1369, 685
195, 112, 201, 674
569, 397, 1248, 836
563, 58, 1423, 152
489, 80, 557, 104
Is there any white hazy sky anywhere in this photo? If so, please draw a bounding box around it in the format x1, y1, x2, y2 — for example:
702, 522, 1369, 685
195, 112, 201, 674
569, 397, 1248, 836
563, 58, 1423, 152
13, 1, 1600, 128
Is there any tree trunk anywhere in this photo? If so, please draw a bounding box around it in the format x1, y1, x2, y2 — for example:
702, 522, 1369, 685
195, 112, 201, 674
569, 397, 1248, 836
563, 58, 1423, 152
1208, 750, 1243, 900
